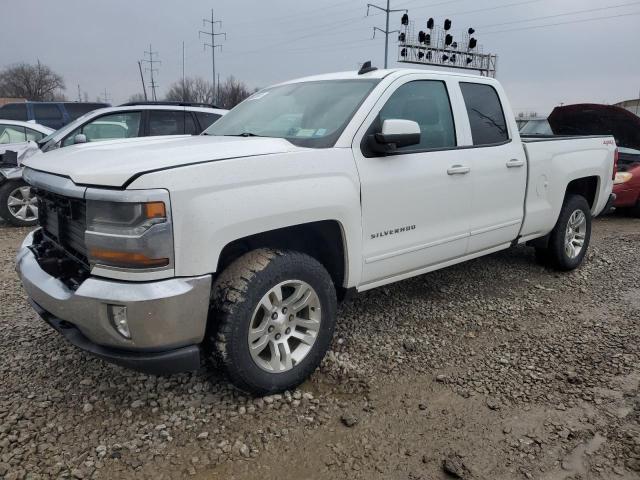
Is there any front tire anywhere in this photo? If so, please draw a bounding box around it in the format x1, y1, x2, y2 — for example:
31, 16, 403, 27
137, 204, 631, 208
543, 194, 592, 271
209, 248, 337, 395
0, 181, 39, 227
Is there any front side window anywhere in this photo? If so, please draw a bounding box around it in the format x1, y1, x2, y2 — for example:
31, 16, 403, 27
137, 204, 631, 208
148, 110, 188, 136
204, 79, 380, 148
62, 111, 142, 146
460, 83, 509, 145
375, 80, 457, 152
0, 124, 27, 144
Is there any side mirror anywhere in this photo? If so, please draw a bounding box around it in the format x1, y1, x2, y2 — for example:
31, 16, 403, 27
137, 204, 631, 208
368, 119, 420, 155
74, 133, 87, 145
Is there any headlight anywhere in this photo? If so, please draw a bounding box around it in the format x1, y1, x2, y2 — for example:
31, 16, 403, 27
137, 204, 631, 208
614, 172, 633, 185
84, 189, 174, 273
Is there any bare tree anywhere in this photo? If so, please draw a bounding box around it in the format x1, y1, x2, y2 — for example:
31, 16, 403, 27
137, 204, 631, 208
216, 76, 254, 109
165, 77, 214, 104
0, 61, 65, 101
165, 76, 254, 108
127, 93, 146, 103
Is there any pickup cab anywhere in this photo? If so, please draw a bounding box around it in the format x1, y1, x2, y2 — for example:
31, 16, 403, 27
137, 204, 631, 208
16, 66, 617, 394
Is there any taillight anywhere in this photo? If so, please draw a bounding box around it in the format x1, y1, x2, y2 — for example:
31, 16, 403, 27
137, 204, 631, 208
613, 147, 619, 181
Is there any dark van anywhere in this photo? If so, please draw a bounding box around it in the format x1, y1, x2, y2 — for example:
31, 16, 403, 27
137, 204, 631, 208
0, 102, 109, 130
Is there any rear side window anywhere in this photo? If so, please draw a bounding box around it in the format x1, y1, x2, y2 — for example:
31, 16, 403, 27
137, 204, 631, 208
33, 104, 63, 123
148, 110, 187, 136
375, 80, 457, 152
195, 112, 221, 131
65, 103, 105, 121
460, 83, 509, 145
0, 103, 28, 121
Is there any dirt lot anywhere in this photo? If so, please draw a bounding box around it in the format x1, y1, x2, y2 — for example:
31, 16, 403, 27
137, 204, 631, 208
1, 214, 639, 480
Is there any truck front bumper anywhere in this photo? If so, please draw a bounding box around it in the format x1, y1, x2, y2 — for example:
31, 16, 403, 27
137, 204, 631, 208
16, 230, 212, 375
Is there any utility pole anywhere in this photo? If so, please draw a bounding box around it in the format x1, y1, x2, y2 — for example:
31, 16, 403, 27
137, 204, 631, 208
101, 88, 111, 104
137, 61, 148, 101
77, 84, 82, 102
367, 1, 407, 68
200, 9, 226, 101
142, 44, 161, 101
182, 41, 186, 102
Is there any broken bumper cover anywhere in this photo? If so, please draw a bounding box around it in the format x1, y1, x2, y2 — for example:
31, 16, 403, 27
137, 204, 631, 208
16, 230, 212, 374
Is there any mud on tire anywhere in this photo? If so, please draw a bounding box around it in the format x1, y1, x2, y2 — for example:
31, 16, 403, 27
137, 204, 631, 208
208, 248, 337, 395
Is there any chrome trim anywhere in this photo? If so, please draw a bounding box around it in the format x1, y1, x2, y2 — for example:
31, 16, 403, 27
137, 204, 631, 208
16, 232, 211, 350
22, 168, 86, 198
85, 187, 170, 203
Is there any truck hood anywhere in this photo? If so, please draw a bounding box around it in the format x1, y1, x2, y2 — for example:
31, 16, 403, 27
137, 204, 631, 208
22, 135, 298, 187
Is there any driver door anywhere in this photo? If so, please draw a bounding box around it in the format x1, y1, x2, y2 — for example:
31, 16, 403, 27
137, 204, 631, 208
352, 76, 473, 287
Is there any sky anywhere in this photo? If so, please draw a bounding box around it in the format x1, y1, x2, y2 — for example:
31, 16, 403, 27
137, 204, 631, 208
2, 0, 639, 114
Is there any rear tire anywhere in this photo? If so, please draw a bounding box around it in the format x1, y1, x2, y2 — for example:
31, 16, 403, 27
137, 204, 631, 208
0, 180, 39, 227
208, 248, 337, 395
545, 194, 592, 271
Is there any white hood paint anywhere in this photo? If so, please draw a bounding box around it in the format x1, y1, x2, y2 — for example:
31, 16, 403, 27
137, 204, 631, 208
22, 135, 298, 187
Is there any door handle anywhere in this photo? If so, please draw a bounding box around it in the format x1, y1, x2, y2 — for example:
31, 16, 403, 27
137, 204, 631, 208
506, 159, 525, 168
447, 165, 471, 175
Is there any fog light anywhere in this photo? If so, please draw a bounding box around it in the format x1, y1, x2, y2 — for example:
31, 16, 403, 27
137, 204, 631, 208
108, 305, 131, 339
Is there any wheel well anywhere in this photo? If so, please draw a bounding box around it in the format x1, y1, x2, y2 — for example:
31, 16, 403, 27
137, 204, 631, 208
566, 176, 598, 209
217, 220, 347, 292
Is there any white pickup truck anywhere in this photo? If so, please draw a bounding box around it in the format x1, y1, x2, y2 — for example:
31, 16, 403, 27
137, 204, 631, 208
16, 66, 617, 394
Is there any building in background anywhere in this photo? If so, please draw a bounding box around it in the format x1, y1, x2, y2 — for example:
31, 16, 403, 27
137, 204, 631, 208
615, 98, 640, 116
0, 98, 26, 107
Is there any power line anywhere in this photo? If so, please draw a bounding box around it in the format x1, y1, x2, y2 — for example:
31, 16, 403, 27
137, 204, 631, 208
367, 1, 408, 68
482, 10, 640, 34
141, 44, 160, 101
478, 1, 640, 29
200, 9, 226, 102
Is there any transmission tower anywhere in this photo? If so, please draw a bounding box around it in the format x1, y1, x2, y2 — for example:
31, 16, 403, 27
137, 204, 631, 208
367, 1, 407, 68
199, 9, 226, 103
141, 44, 161, 101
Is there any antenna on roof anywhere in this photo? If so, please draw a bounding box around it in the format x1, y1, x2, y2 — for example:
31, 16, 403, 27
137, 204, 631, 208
358, 61, 378, 75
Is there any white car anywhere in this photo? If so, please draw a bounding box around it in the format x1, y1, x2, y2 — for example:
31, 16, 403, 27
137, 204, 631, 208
0, 102, 227, 226
17, 66, 616, 394
0, 120, 53, 156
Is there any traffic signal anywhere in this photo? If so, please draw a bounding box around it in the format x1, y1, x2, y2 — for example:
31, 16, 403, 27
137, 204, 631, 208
468, 38, 477, 50
401, 13, 409, 25
398, 32, 406, 42
418, 31, 426, 43
444, 19, 452, 30
468, 28, 475, 35
445, 34, 453, 46
427, 17, 435, 29
425, 33, 431, 45
401, 48, 408, 57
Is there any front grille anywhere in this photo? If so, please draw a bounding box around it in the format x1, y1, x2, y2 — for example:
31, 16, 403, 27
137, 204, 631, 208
37, 189, 88, 266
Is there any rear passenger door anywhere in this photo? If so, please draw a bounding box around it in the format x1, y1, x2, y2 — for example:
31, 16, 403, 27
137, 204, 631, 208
457, 82, 527, 253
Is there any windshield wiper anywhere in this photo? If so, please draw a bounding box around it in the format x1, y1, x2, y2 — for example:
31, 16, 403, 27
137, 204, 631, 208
226, 132, 263, 137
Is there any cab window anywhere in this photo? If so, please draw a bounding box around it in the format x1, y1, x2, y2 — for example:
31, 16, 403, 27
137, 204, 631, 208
375, 80, 457, 152
460, 83, 509, 145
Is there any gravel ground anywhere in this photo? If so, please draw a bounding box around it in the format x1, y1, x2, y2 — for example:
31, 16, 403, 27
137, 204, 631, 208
1, 214, 639, 480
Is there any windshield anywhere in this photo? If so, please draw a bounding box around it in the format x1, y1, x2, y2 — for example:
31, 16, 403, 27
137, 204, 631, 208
203, 79, 380, 148
520, 119, 553, 135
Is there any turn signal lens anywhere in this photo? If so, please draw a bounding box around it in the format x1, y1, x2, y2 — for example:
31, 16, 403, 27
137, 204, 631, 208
614, 172, 633, 185
89, 248, 169, 268
144, 201, 166, 219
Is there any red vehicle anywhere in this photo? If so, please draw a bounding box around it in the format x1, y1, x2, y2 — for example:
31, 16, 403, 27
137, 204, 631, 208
546, 104, 640, 215
614, 147, 640, 216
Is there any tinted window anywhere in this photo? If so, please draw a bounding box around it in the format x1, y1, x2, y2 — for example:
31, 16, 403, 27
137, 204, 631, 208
377, 80, 456, 151
195, 112, 221, 131
33, 104, 63, 122
460, 83, 509, 145
62, 111, 142, 146
0, 104, 28, 121
65, 103, 106, 121
185, 113, 198, 135
25, 128, 46, 142
148, 110, 187, 136
0, 124, 27, 144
